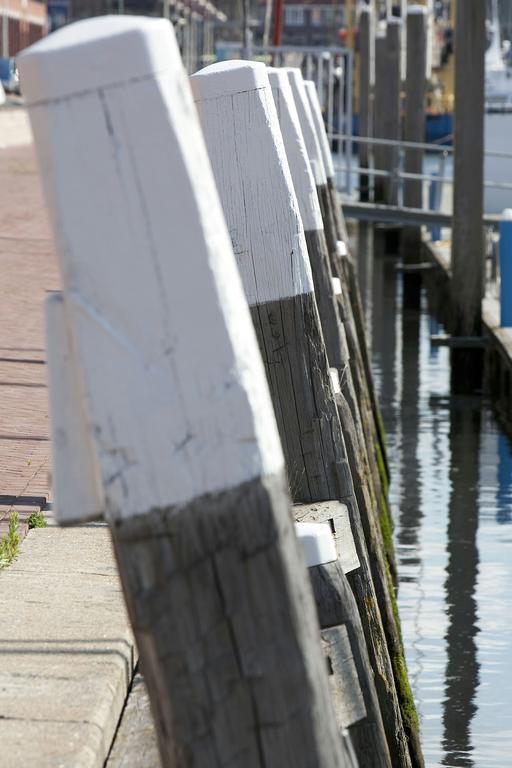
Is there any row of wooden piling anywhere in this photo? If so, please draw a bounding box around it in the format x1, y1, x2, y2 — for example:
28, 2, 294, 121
359, 2, 488, 398
19, 15, 423, 768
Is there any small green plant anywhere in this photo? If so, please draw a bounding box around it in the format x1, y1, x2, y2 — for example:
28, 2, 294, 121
0, 512, 20, 569
28, 511, 47, 530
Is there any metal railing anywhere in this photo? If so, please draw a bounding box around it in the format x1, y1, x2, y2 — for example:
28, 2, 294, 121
332, 133, 512, 207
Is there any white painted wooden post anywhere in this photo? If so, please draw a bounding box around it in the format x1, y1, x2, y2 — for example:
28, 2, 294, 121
301, 78, 391, 502
285, 70, 328, 199
268, 67, 392, 766
19, 19, 348, 768
304, 78, 350, 245
267, 67, 323, 237
192, 59, 412, 768
284, 72, 416, 767
285, 67, 341, 260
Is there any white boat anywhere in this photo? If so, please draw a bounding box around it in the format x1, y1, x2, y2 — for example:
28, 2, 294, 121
484, 0, 512, 214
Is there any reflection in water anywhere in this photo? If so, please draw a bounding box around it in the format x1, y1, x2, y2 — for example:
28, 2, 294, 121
497, 433, 512, 525
357, 223, 512, 768
442, 405, 480, 767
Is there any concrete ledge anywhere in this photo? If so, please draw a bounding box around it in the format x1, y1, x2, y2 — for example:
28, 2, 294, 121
0, 517, 136, 768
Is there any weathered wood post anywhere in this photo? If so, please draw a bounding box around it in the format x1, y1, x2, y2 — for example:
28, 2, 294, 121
451, 0, 486, 393
357, 5, 374, 203
374, 19, 402, 206
303, 78, 350, 248
302, 75, 392, 520
284, 67, 336, 253
20, 19, 349, 768
297, 74, 394, 571
402, 5, 427, 306
373, 30, 387, 204
268, 68, 397, 766
296, 502, 391, 768
287, 71, 422, 768
192, 59, 416, 768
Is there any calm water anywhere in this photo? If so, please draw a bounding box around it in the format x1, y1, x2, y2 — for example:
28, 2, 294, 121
358, 230, 512, 768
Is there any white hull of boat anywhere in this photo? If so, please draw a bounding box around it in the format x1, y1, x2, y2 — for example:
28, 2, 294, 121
484, 111, 512, 214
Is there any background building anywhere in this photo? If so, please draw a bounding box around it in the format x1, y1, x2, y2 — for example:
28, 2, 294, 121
0, 0, 48, 57
252, 0, 345, 47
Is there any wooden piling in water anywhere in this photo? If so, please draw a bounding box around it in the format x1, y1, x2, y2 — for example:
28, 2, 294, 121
192, 59, 417, 768
292, 72, 395, 581
374, 19, 402, 206
294, 73, 423, 768
402, 4, 427, 306
297, 500, 392, 767
268, 69, 401, 765
451, 0, 486, 393
357, 5, 374, 203
20, 21, 348, 768
302, 75, 393, 544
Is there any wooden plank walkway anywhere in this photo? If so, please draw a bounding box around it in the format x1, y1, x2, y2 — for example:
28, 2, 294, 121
0, 114, 59, 539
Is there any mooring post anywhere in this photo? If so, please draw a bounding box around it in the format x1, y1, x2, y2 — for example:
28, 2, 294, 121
268, 71, 398, 762
401, 5, 427, 306
303, 75, 393, 537
192, 59, 416, 768
20, 20, 348, 768
302, 75, 392, 511
285, 67, 337, 254
374, 19, 402, 207
357, 4, 374, 203
451, 0, 486, 393
273, 69, 377, 501
297, 504, 391, 768
303, 78, 350, 248
290, 71, 422, 768
500, 209, 512, 327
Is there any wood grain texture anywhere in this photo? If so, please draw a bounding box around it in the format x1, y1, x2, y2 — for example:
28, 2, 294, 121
112, 472, 348, 768
191, 61, 314, 306
322, 625, 366, 728
296, 66, 419, 767
269, 68, 323, 233
21, 22, 285, 523
194, 56, 412, 766
303, 226, 391, 588
310, 561, 392, 768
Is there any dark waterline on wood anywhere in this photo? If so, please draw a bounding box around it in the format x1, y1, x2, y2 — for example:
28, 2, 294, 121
359, 229, 512, 768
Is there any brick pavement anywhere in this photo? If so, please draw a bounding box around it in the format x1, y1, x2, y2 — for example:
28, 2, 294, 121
0, 110, 59, 539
